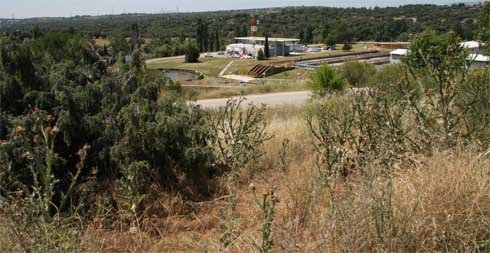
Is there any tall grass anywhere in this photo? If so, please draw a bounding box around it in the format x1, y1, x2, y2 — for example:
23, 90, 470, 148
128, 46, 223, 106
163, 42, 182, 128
2, 104, 489, 252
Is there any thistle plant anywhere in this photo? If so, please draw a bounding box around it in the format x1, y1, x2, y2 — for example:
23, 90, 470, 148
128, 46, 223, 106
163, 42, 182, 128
250, 183, 277, 253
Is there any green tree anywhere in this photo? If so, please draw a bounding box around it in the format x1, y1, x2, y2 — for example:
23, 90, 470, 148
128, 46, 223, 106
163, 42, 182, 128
321, 24, 331, 43
305, 26, 314, 44
325, 34, 337, 48
339, 61, 376, 87
334, 21, 353, 44
264, 33, 270, 58
109, 33, 130, 57
196, 19, 209, 52
185, 43, 200, 63
214, 30, 221, 51
298, 30, 305, 44
130, 23, 141, 51
310, 64, 347, 96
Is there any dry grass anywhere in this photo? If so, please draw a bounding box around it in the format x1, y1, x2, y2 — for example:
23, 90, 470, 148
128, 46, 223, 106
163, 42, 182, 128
183, 80, 310, 100
2, 105, 489, 252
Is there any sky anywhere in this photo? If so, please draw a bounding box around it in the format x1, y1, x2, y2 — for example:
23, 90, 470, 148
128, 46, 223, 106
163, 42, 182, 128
0, 0, 476, 19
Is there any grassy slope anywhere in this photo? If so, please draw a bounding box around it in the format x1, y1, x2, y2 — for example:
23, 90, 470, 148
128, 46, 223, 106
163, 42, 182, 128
68, 104, 490, 252
2, 104, 489, 252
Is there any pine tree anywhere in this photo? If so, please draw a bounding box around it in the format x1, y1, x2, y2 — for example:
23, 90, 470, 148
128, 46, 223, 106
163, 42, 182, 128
321, 24, 331, 44
264, 33, 270, 58
305, 26, 314, 44
203, 24, 209, 52
196, 19, 208, 52
215, 30, 221, 51
130, 23, 140, 51
299, 30, 305, 43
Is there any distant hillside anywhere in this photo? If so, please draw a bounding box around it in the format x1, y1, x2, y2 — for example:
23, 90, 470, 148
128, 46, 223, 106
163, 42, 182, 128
0, 4, 483, 43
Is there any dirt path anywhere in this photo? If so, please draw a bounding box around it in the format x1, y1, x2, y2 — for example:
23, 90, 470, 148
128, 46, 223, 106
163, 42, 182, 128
219, 60, 234, 77
190, 91, 311, 109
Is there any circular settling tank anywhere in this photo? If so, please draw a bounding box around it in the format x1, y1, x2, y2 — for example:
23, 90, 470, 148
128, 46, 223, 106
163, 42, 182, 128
161, 69, 203, 82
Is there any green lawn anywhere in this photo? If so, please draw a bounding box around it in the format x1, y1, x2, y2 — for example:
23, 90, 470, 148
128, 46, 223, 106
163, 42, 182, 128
146, 47, 367, 98
145, 47, 368, 78
146, 57, 231, 77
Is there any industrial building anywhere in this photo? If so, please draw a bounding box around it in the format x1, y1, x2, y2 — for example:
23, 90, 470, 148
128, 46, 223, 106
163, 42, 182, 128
226, 37, 301, 57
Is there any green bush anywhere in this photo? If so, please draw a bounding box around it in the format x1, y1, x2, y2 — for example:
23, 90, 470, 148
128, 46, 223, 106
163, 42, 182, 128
257, 49, 266, 61
210, 98, 271, 179
458, 68, 490, 147
310, 64, 347, 97
185, 43, 200, 63
0, 33, 216, 215
339, 61, 377, 87
342, 43, 352, 51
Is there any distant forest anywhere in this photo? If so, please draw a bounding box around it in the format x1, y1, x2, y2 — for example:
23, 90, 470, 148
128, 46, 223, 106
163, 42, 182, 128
0, 4, 484, 44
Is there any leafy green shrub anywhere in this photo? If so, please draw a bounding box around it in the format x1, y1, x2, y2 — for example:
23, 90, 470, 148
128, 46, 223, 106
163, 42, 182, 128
111, 96, 216, 195
257, 49, 266, 61
339, 61, 377, 87
342, 43, 352, 51
309, 64, 347, 97
185, 43, 200, 63
0, 33, 216, 216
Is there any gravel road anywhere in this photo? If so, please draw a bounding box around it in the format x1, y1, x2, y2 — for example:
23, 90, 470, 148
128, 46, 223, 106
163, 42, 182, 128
191, 91, 311, 109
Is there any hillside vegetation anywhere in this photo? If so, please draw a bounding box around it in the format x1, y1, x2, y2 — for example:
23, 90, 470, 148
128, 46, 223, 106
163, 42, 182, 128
0, 4, 484, 58
1, 3, 490, 252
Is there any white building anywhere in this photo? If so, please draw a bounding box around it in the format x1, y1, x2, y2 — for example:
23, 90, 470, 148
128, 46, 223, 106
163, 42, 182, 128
390, 49, 408, 64
226, 43, 264, 58
226, 37, 301, 57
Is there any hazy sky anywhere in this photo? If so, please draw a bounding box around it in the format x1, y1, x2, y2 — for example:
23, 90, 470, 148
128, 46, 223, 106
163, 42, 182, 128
0, 0, 473, 19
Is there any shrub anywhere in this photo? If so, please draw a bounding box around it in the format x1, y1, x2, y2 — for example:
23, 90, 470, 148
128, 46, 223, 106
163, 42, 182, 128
185, 43, 200, 63
458, 68, 490, 147
306, 91, 412, 179
339, 61, 377, 87
110, 96, 216, 195
325, 34, 337, 48
309, 64, 347, 97
342, 43, 352, 51
210, 98, 271, 179
405, 29, 470, 148
257, 49, 266, 61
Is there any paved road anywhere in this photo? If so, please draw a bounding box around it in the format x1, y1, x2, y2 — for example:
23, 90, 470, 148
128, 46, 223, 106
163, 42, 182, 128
191, 91, 311, 109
